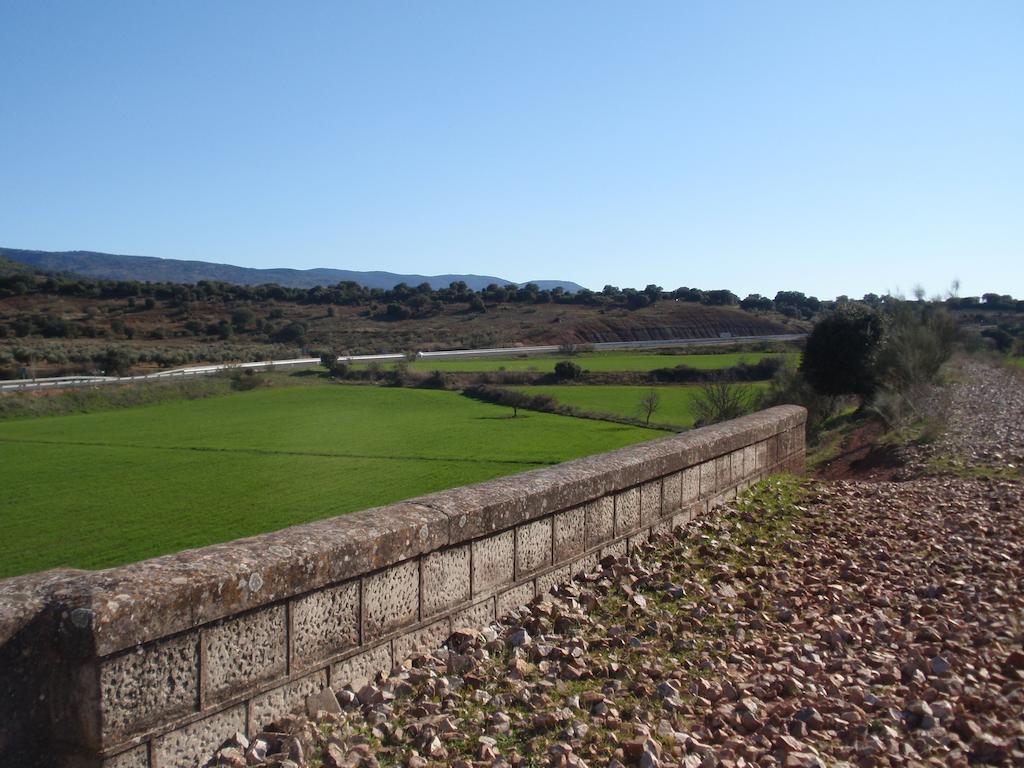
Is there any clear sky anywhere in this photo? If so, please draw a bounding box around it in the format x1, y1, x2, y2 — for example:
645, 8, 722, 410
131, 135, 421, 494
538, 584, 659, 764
1, 1, 1021, 299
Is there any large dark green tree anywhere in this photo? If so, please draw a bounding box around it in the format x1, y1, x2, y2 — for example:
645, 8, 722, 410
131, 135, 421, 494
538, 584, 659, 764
800, 305, 884, 398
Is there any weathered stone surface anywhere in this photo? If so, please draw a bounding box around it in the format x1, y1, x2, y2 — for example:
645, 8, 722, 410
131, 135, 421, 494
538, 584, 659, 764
100, 632, 198, 741
394, 617, 451, 661
453, 598, 495, 630
628, 530, 650, 551
583, 496, 614, 548
496, 583, 535, 618
203, 605, 286, 703
601, 539, 627, 559
101, 744, 148, 768
249, 670, 327, 733
681, 465, 699, 503
472, 530, 514, 596
716, 455, 732, 489
330, 644, 392, 689
553, 506, 586, 563
661, 471, 682, 514
154, 705, 245, 768
362, 560, 418, 642
640, 479, 662, 525
536, 564, 573, 601
516, 518, 552, 578
61, 502, 449, 658
699, 460, 716, 498
290, 580, 359, 671
420, 546, 470, 618
756, 439, 769, 471
743, 445, 757, 477
614, 487, 640, 535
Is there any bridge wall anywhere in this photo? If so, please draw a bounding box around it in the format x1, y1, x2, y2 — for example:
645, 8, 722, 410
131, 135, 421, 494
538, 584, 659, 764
0, 405, 805, 767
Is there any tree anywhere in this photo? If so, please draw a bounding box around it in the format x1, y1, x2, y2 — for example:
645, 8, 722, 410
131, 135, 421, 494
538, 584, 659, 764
800, 305, 884, 398
693, 381, 754, 426
638, 388, 660, 425
554, 360, 583, 380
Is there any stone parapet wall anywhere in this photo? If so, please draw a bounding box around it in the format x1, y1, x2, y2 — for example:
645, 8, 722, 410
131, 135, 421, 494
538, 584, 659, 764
0, 405, 806, 767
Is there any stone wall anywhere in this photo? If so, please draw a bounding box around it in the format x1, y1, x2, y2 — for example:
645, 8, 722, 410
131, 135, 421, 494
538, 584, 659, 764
0, 405, 805, 767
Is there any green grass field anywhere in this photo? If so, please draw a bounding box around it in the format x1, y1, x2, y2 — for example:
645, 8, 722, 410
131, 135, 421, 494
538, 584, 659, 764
0, 386, 667, 578
1011, 357, 1024, 369
515, 383, 770, 429
355, 350, 796, 374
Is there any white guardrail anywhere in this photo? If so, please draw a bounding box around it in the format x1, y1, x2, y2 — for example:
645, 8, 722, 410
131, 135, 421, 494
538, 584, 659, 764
0, 333, 806, 392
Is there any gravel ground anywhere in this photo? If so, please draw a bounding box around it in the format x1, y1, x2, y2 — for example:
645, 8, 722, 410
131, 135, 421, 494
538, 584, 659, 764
213, 363, 1024, 768
929, 362, 1024, 468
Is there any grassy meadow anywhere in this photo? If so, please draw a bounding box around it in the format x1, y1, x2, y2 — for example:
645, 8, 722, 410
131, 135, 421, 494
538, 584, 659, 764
355, 350, 795, 374
515, 382, 771, 429
0, 385, 666, 577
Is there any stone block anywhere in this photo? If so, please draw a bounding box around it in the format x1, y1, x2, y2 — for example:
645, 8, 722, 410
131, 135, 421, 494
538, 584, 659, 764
681, 466, 699, 503
471, 530, 514, 596
553, 506, 586, 563
203, 605, 286, 704
154, 705, 245, 768
362, 560, 418, 642
330, 644, 392, 690
662, 471, 682, 514
99, 632, 198, 741
601, 539, 627, 560
496, 583, 535, 618
420, 546, 471, 619
640, 479, 662, 526
452, 598, 495, 631
652, 519, 673, 538
699, 460, 716, 498
101, 745, 148, 768
768, 433, 780, 466
627, 530, 650, 552
574, 552, 601, 575
716, 455, 732, 489
394, 617, 451, 661
614, 487, 640, 535
536, 564, 573, 601
290, 580, 359, 671
516, 518, 552, 579
583, 496, 614, 548
249, 670, 328, 734
743, 445, 756, 477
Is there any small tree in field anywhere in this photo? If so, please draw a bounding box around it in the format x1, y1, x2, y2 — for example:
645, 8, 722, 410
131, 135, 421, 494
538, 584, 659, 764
638, 388, 660, 425
693, 381, 754, 426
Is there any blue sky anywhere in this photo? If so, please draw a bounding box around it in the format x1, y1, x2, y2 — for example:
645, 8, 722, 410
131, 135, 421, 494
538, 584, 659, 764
1, 1, 1021, 299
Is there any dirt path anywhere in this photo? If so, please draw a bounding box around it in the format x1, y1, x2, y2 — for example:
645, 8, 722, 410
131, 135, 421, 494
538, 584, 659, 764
214, 363, 1024, 768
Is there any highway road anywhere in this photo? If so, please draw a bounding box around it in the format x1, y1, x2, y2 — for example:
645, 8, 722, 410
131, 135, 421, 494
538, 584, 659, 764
0, 333, 805, 392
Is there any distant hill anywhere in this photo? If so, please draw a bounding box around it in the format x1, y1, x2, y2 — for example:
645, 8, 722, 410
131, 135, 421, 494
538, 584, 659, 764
0, 247, 585, 293
0, 254, 37, 277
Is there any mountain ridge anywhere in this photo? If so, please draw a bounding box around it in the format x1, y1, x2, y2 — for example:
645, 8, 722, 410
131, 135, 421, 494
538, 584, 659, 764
0, 247, 586, 293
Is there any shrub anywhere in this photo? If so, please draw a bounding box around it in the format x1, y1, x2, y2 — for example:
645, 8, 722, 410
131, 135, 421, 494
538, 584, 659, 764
759, 364, 835, 439
874, 303, 958, 392
801, 305, 884, 398
553, 360, 583, 380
